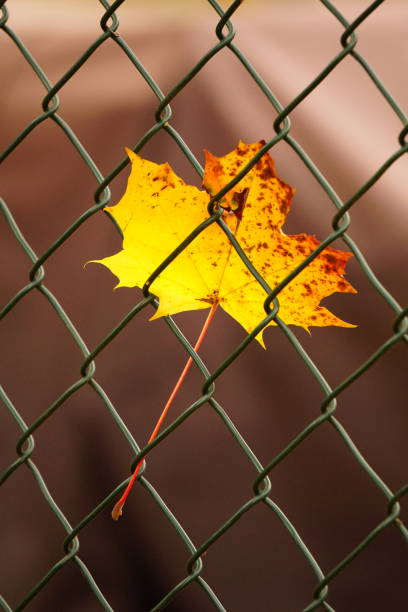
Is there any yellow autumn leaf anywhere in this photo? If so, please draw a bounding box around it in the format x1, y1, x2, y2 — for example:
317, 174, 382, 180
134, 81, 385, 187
92, 141, 356, 346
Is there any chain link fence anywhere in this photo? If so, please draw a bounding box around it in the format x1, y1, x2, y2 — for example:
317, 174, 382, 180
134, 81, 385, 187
1, 0, 407, 610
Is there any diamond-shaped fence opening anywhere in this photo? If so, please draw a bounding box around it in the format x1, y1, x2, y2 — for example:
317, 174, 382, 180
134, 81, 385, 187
1, 1, 407, 611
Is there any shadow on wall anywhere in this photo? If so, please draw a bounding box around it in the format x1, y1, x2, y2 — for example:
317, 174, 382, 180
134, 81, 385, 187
1, 1, 407, 611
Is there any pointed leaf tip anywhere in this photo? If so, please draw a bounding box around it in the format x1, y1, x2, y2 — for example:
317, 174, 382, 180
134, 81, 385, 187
125, 147, 136, 160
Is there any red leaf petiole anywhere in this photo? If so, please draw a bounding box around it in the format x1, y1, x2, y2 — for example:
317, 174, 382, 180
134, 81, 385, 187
112, 303, 218, 520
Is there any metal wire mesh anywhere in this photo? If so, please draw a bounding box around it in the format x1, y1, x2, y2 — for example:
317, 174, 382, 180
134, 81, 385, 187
1, 0, 407, 610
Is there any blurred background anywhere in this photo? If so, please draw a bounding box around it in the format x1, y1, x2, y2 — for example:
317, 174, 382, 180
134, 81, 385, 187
1, 1, 407, 610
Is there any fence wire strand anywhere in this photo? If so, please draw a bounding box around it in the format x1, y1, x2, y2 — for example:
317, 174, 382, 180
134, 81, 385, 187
1, 0, 407, 610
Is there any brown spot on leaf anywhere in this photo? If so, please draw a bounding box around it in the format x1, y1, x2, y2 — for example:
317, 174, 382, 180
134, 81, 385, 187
197, 290, 219, 305
280, 201, 289, 214
231, 187, 249, 219
324, 253, 338, 265
260, 166, 275, 181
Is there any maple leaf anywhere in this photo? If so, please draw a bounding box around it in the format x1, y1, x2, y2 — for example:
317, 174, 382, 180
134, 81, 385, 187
92, 141, 356, 346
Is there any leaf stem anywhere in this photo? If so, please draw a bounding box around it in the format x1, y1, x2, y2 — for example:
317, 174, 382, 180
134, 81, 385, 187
112, 303, 218, 520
